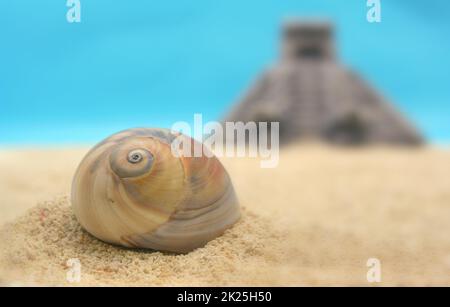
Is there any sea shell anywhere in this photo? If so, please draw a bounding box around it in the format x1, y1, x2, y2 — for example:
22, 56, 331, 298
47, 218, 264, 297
71, 128, 240, 253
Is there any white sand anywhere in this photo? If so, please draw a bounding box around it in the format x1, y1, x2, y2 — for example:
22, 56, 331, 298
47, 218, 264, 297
1, 145, 450, 285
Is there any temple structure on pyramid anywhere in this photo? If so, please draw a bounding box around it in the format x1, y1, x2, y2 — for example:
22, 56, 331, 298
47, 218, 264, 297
224, 21, 423, 145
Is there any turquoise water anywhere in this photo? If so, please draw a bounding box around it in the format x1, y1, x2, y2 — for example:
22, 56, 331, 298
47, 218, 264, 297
1, 0, 449, 144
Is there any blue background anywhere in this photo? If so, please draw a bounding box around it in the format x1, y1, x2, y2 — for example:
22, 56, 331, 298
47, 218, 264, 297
1, 0, 449, 145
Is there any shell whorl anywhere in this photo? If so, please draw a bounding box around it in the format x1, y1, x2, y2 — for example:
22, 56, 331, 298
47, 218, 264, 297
71, 128, 240, 253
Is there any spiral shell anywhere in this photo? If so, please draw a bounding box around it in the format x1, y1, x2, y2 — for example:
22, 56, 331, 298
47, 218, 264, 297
71, 128, 240, 253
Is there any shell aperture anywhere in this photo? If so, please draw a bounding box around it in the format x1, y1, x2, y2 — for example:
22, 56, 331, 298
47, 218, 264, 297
71, 128, 240, 253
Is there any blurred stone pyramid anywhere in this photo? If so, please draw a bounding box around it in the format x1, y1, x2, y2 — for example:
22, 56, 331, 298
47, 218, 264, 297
224, 20, 423, 145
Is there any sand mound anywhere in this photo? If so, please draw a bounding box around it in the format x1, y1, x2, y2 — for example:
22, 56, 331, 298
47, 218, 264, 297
0, 196, 286, 286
